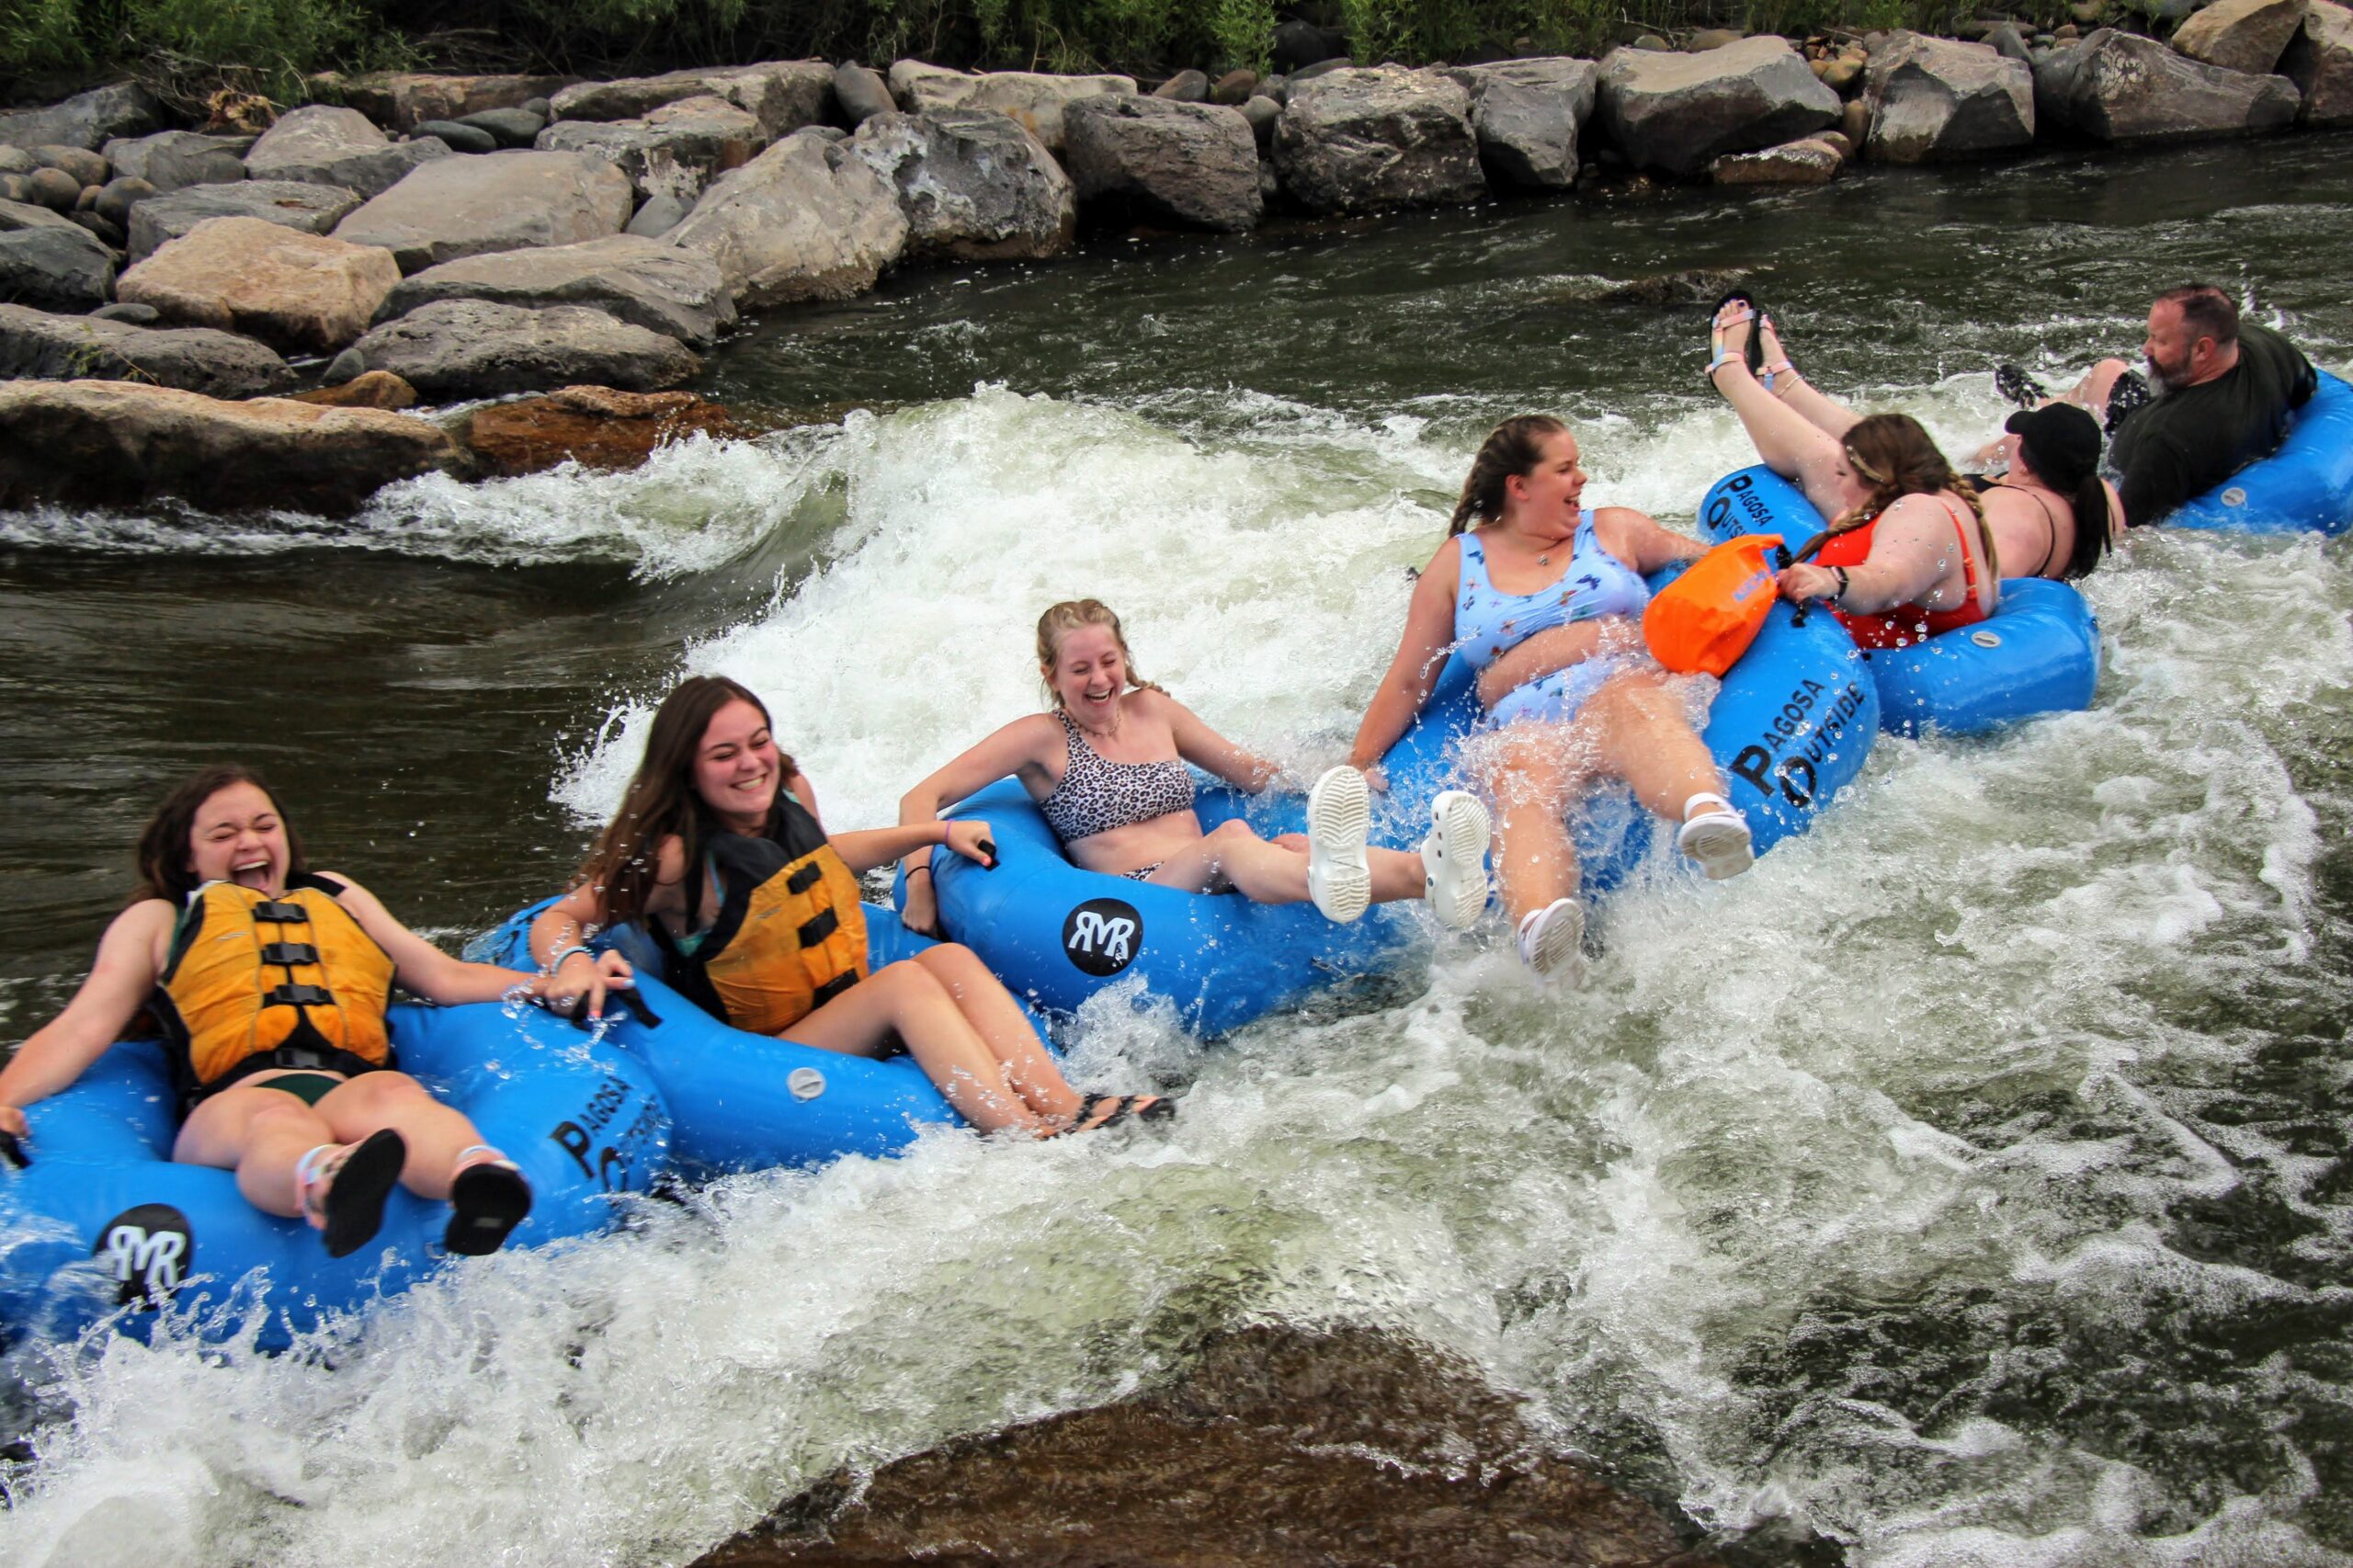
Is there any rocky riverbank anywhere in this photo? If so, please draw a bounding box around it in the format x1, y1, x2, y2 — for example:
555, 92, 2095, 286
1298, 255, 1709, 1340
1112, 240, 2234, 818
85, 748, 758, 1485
2, 1, 2347, 515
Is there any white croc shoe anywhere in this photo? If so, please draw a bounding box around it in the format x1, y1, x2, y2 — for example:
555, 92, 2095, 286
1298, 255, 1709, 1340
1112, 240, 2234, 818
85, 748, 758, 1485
1676, 792, 1755, 881
1305, 766, 1372, 924
1516, 897, 1586, 986
1421, 790, 1493, 930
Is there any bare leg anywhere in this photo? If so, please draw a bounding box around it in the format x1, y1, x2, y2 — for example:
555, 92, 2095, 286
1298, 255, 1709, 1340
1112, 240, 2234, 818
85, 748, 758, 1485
318, 1071, 492, 1199
1756, 314, 1862, 439
1479, 723, 1589, 927
786, 960, 1054, 1134
2061, 358, 2134, 422
1579, 669, 1729, 822
909, 943, 1083, 1121
1140, 820, 1425, 905
1710, 302, 1847, 520
175, 1085, 337, 1217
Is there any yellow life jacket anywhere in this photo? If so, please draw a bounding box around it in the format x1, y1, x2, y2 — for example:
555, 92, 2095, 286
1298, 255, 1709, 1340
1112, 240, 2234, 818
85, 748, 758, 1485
153, 875, 397, 1107
658, 798, 869, 1037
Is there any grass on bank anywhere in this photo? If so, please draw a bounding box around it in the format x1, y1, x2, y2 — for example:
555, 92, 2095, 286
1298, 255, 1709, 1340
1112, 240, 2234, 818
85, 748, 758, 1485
4, 0, 2088, 108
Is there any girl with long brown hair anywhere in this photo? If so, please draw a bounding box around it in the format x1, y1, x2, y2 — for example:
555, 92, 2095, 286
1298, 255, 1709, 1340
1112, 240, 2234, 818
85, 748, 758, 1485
1705, 299, 2001, 642
528, 676, 1166, 1136
896, 600, 1493, 938
1347, 418, 1755, 986
0, 765, 592, 1258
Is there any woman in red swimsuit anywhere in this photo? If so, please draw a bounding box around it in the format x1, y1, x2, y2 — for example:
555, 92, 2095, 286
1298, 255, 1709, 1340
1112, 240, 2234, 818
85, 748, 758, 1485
1706, 299, 1999, 646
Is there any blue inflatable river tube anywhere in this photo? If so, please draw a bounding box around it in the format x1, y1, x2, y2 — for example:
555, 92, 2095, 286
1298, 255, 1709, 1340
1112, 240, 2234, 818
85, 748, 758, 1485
2168, 369, 2353, 534
916, 566, 1878, 1036
0, 1001, 670, 1353
1699, 465, 2102, 736
479, 901, 1010, 1177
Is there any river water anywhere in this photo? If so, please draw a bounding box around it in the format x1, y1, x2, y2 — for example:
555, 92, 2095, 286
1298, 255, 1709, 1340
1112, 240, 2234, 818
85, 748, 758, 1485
4, 135, 2351, 1565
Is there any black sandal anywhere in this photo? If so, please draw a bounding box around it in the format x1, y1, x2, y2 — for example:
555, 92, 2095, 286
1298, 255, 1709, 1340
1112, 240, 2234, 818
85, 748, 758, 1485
1062, 1093, 1178, 1134
1995, 363, 2049, 409
298, 1129, 408, 1260
445, 1152, 534, 1256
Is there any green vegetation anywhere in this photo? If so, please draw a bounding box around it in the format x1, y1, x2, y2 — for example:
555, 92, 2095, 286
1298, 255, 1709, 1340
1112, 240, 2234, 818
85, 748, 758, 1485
0, 0, 2082, 108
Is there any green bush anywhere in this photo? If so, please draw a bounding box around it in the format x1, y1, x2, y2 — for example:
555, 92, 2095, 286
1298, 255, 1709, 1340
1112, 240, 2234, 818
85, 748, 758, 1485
2, 0, 95, 74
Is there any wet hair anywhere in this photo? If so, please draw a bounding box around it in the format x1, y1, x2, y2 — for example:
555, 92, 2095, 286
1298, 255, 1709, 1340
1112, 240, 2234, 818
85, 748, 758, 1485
576, 675, 799, 928
133, 763, 308, 906
1448, 415, 1569, 535
1834, 413, 2001, 579
2012, 417, 2114, 582
1035, 599, 1165, 709
2155, 283, 2239, 348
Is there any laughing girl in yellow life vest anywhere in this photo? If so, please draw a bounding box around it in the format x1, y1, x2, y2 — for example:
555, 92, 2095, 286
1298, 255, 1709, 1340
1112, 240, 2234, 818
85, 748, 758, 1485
0, 765, 631, 1258
527, 676, 1170, 1137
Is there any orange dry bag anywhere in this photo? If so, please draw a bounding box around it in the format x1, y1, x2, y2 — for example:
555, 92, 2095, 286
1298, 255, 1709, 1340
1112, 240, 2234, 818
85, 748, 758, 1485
1642, 534, 1782, 676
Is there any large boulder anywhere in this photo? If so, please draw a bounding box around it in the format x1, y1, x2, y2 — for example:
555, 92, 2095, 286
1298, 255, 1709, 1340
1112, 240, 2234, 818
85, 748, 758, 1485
1442, 57, 1599, 188
128, 181, 363, 265
0, 83, 164, 152
536, 95, 767, 205
549, 62, 833, 138
2173, 0, 2309, 74
1061, 96, 1261, 232
1863, 32, 2035, 162
1272, 67, 1484, 214
1712, 136, 1845, 183
2038, 28, 2300, 141
886, 62, 1137, 153
244, 106, 453, 199
0, 381, 458, 515
98, 131, 251, 192
117, 217, 401, 354
848, 109, 1075, 260
0, 201, 115, 311
2283, 0, 2353, 123
339, 298, 699, 399
668, 130, 908, 308
335, 73, 573, 133
0, 301, 291, 396
378, 234, 733, 347
331, 150, 634, 273
458, 384, 748, 477
1597, 36, 1841, 177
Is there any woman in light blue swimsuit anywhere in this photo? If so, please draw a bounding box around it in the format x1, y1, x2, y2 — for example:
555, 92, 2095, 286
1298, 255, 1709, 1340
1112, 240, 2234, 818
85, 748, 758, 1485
1349, 415, 1755, 983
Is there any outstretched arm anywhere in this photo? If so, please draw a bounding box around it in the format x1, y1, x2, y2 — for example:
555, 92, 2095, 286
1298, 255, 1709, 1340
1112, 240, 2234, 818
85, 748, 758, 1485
1165, 696, 1285, 793
1347, 541, 1461, 776
0, 902, 175, 1138
335, 874, 628, 1012
895, 719, 1053, 934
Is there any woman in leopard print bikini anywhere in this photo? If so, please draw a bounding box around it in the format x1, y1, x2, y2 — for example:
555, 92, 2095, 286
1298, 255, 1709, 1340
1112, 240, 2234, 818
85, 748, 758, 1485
897, 600, 1493, 940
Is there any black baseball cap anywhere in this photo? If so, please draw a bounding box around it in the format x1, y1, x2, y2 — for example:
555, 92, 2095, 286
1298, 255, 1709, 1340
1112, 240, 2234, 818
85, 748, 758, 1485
2004, 403, 2101, 484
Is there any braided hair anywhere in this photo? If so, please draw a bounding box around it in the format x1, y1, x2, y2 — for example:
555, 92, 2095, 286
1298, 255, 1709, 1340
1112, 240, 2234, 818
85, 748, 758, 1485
1448, 415, 1568, 536
1834, 413, 2000, 581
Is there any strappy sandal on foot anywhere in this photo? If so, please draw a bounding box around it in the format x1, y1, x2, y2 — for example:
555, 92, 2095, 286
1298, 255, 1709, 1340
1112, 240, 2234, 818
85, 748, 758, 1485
1707, 291, 1764, 385
445, 1145, 533, 1256
1421, 790, 1493, 931
297, 1128, 407, 1259
1995, 363, 2049, 409
1516, 897, 1586, 987
1305, 766, 1372, 925
1057, 1093, 1177, 1136
1677, 792, 1756, 881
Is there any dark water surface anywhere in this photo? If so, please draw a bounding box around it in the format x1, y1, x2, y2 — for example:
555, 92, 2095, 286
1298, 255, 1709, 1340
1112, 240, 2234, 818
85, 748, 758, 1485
4, 135, 2351, 1567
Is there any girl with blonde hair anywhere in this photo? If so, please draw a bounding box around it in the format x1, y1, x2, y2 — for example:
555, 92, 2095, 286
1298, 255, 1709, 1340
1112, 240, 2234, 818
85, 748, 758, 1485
899, 599, 1492, 937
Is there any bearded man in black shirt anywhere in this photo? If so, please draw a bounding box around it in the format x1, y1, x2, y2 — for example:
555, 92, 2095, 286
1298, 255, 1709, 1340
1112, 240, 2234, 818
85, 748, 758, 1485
2008, 285, 2318, 528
